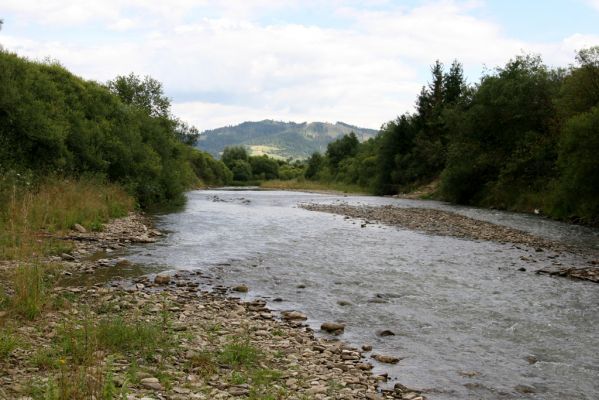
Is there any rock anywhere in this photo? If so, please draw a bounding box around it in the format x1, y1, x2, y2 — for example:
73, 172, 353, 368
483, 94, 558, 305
228, 386, 249, 396
154, 274, 171, 285
372, 354, 401, 364
518, 267, 527, 272
337, 300, 352, 306
515, 384, 536, 394
115, 259, 132, 268
306, 385, 327, 395
281, 311, 308, 321
525, 355, 538, 364
140, 377, 163, 390
73, 223, 87, 233
376, 329, 395, 337
321, 322, 345, 334
362, 344, 372, 352
232, 284, 249, 293
61, 253, 75, 261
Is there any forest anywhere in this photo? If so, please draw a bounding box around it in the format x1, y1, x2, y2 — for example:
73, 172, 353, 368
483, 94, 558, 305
1, 47, 598, 226
0, 51, 231, 210
300, 48, 599, 226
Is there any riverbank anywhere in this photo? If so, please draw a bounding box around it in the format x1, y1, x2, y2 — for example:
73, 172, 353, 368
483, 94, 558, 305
299, 203, 599, 283
260, 180, 368, 195
0, 212, 424, 400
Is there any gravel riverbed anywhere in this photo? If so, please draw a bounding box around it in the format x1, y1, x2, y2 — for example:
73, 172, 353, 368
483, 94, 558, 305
0, 212, 422, 400
299, 203, 599, 283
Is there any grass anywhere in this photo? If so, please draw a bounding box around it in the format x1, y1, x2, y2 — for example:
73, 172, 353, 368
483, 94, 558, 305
0, 177, 135, 260
11, 264, 48, 320
260, 179, 369, 194
0, 329, 19, 360
219, 339, 260, 367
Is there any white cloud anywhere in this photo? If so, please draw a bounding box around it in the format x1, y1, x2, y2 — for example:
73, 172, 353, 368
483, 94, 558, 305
587, 0, 599, 11
1, 1, 595, 131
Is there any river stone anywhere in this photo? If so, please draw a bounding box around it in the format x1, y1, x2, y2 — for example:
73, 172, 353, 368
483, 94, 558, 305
140, 377, 163, 390
372, 354, 401, 364
321, 322, 345, 334
73, 223, 87, 233
282, 311, 308, 321
376, 329, 395, 337
515, 384, 536, 394
362, 344, 373, 351
232, 284, 249, 293
154, 274, 171, 285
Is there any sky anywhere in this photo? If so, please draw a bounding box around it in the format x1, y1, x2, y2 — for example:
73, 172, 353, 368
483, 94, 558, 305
1, 1, 598, 131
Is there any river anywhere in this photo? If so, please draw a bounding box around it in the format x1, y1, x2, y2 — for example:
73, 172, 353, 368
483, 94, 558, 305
126, 189, 599, 400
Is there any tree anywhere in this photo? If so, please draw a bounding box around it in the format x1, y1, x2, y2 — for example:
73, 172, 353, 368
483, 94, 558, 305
172, 118, 200, 146
249, 155, 279, 180
326, 132, 359, 173
553, 106, 599, 224
230, 159, 252, 181
221, 146, 249, 169
107, 73, 171, 118
304, 152, 323, 179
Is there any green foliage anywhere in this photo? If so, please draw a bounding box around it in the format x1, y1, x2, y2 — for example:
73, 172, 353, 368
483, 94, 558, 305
552, 106, 599, 224
304, 152, 324, 179
325, 132, 359, 173
221, 146, 249, 168
230, 160, 253, 181
0, 51, 227, 209
302, 47, 599, 224
249, 155, 279, 180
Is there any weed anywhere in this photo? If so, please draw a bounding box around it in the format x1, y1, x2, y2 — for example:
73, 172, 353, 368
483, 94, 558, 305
11, 264, 46, 320
0, 329, 19, 360
219, 340, 260, 367
96, 317, 167, 360
188, 351, 217, 377
230, 371, 247, 385
30, 347, 60, 370
271, 328, 285, 337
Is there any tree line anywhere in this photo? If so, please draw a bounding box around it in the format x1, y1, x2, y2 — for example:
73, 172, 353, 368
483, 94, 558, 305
0, 51, 231, 208
302, 48, 599, 226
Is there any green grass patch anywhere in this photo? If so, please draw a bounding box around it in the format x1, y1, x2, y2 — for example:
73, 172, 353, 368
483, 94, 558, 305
0, 329, 19, 360
219, 340, 260, 367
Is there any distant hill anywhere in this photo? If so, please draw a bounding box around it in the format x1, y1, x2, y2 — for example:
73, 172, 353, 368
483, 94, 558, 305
196, 120, 379, 160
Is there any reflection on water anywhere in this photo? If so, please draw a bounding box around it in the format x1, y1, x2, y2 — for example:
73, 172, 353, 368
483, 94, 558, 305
126, 190, 599, 400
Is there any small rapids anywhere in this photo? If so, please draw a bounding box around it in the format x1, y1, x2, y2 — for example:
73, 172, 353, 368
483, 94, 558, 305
126, 189, 599, 400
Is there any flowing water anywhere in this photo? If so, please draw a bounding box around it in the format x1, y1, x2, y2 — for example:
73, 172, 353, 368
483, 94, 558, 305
126, 189, 599, 399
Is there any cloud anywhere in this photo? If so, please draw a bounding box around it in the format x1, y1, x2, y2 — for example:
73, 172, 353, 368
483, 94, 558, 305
587, 0, 599, 11
1, 1, 594, 131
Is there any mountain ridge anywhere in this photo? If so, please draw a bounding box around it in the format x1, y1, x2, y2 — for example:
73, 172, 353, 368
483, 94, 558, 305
196, 119, 379, 160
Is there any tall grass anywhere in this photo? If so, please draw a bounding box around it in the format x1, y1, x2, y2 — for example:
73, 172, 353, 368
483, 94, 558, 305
0, 177, 135, 260
11, 264, 47, 320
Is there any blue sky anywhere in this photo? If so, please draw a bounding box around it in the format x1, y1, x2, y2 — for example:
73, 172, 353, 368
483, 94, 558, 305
1, 1, 598, 130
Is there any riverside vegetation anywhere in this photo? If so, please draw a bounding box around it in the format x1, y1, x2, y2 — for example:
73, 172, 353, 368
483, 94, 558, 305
0, 38, 597, 398
0, 50, 418, 399
240, 48, 599, 227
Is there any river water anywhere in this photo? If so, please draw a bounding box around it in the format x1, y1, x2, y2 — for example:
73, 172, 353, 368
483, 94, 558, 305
127, 189, 599, 400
